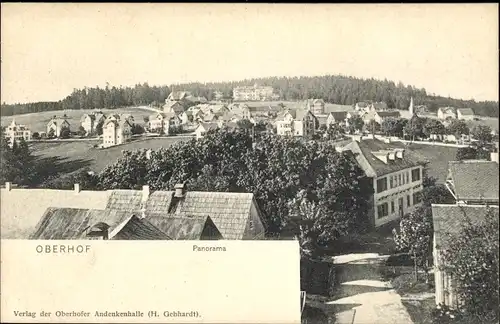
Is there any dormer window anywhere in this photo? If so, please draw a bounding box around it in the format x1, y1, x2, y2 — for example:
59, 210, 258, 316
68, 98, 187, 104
86, 222, 110, 240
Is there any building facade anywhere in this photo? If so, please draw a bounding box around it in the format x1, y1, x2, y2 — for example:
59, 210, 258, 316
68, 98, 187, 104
4, 120, 31, 147
275, 109, 317, 138
46, 118, 71, 137
102, 118, 132, 148
233, 84, 274, 101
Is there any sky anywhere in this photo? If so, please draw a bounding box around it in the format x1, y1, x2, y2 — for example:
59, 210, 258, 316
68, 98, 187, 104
1, 3, 498, 104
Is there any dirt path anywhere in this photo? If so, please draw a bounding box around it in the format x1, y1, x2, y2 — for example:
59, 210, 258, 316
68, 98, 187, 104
329, 253, 414, 324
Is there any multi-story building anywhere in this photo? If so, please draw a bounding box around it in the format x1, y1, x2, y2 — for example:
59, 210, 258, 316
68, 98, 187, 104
4, 120, 31, 147
102, 116, 132, 148
233, 84, 274, 101
46, 117, 71, 138
339, 137, 427, 227
275, 109, 317, 138
80, 111, 105, 135
305, 99, 326, 116
148, 112, 178, 135
437, 107, 457, 120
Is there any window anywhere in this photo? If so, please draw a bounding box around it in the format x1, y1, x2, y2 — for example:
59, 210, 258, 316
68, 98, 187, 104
411, 168, 421, 182
389, 176, 394, 189
406, 172, 409, 184
391, 201, 395, 213
407, 195, 411, 207
377, 203, 389, 219
249, 220, 254, 230
398, 174, 402, 186
376, 177, 387, 193
413, 192, 422, 205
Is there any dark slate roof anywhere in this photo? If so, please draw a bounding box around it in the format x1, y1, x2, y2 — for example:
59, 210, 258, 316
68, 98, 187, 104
447, 161, 499, 202
431, 204, 499, 247
106, 190, 144, 211
376, 110, 401, 118
324, 104, 353, 114
112, 215, 172, 240
342, 138, 429, 177
30, 208, 133, 240
328, 111, 348, 121
372, 102, 388, 110
316, 115, 328, 126
147, 215, 222, 240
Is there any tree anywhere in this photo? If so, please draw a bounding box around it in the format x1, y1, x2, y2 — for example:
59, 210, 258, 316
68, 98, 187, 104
59, 127, 71, 139
95, 120, 104, 136
325, 123, 345, 140
381, 117, 406, 137
423, 119, 446, 138
447, 119, 469, 137
367, 120, 380, 134
77, 126, 86, 137
440, 207, 499, 323
471, 125, 493, 144
0, 132, 36, 186
347, 115, 364, 134
131, 124, 145, 135
32, 132, 40, 140
404, 115, 425, 141
143, 116, 149, 124
456, 146, 479, 161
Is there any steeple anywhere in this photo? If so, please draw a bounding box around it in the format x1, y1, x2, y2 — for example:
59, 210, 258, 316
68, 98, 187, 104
409, 97, 414, 115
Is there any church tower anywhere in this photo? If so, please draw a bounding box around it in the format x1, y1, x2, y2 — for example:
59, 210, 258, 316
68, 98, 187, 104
409, 97, 414, 115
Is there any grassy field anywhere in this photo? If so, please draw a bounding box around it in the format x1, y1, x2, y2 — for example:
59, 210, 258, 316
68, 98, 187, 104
29, 136, 193, 173
1, 107, 155, 133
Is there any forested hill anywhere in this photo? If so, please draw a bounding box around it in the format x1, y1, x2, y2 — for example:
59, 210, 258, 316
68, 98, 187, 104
1, 75, 498, 117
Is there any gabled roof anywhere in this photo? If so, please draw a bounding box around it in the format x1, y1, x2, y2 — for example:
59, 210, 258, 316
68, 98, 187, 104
112, 215, 172, 240
197, 122, 219, 132
315, 115, 328, 126
106, 190, 144, 211
48, 118, 70, 126
168, 91, 191, 101
372, 102, 388, 110
431, 204, 499, 247
30, 207, 133, 239
438, 107, 456, 114
147, 215, 222, 240
276, 109, 315, 122
324, 104, 354, 114
376, 110, 401, 118
328, 111, 348, 121
447, 160, 499, 202
457, 108, 474, 116
341, 139, 428, 177
80, 114, 96, 122
163, 101, 183, 110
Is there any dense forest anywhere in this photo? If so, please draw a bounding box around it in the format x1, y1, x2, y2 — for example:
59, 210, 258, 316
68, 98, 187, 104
1, 75, 498, 117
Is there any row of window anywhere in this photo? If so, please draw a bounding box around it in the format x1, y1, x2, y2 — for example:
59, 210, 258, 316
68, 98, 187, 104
377, 192, 422, 219
376, 168, 421, 193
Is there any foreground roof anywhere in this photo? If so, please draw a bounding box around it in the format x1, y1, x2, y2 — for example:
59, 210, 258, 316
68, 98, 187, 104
447, 160, 499, 202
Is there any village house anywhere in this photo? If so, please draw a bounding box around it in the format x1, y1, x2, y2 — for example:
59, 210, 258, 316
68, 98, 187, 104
456, 108, 475, 121
148, 112, 177, 134
437, 107, 457, 120
305, 99, 326, 116
102, 116, 133, 148
445, 160, 499, 205
233, 83, 274, 101
4, 120, 31, 147
46, 117, 71, 137
356, 101, 388, 113
275, 109, 317, 138
146, 216, 223, 240
80, 111, 105, 135
163, 100, 185, 115
326, 111, 348, 128
339, 137, 428, 227
195, 122, 219, 140
362, 110, 401, 125
431, 204, 499, 308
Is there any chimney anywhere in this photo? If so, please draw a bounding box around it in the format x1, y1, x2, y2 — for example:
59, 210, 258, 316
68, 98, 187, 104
396, 149, 405, 159
5, 182, 12, 191
142, 185, 150, 203
491, 152, 499, 163
74, 183, 81, 193
174, 183, 186, 198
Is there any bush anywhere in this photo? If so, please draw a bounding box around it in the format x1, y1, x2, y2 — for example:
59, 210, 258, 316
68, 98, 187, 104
300, 257, 336, 297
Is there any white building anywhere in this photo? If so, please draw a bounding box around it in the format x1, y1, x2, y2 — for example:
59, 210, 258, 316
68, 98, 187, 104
46, 117, 71, 137
195, 122, 219, 140
102, 117, 133, 148
437, 107, 457, 120
148, 112, 176, 134
233, 84, 274, 101
456, 108, 475, 121
80, 111, 105, 135
4, 120, 31, 147
275, 109, 317, 138
340, 137, 426, 227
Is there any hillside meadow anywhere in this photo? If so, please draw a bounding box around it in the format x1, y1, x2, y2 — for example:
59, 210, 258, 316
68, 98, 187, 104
1, 107, 156, 133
